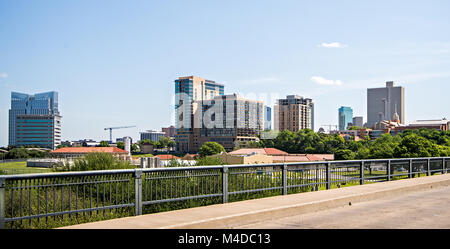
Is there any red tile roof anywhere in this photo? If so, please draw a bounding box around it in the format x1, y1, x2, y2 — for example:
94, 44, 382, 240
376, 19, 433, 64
154, 154, 180, 160
263, 148, 288, 155
182, 154, 198, 160
51, 147, 128, 154
306, 154, 321, 161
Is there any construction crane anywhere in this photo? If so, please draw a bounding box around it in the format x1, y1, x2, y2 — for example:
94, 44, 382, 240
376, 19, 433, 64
321, 124, 338, 134
104, 126, 136, 143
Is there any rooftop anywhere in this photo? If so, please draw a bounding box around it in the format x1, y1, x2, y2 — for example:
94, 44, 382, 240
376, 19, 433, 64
229, 148, 288, 156
410, 119, 449, 126
50, 147, 128, 154
154, 154, 180, 160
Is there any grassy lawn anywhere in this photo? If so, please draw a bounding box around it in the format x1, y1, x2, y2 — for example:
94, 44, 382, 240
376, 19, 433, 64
0, 161, 51, 174
131, 154, 154, 158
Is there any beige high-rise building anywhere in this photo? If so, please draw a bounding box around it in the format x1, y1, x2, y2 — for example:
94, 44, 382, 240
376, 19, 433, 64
276, 95, 314, 132
174, 76, 224, 152
190, 94, 264, 152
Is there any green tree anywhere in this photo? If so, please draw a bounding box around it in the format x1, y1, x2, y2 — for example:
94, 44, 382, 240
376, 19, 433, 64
196, 156, 226, 166
335, 149, 355, 160
168, 140, 176, 150
394, 133, 439, 158
98, 141, 110, 147
199, 142, 225, 157
5, 148, 31, 159
131, 143, 139, 153
355, 146, 370, 159
369, 134, 399, 159
116, 141, 124, 149
322, 134, 345, 154
158, 136, 172, 148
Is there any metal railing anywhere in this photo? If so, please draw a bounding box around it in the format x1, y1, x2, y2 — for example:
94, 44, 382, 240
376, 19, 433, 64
0, 159, 28, 164
0, 157, 449, 229
0, 168, 51, 175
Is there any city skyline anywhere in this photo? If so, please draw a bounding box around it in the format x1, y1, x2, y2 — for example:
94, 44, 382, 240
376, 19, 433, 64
1, 0, 450, 146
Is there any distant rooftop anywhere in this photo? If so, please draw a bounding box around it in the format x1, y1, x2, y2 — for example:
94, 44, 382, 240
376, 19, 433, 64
176, 76, 224, 86
410, 119, 449, 126
50, 147, 128, 154
368, 81, 403, 89
229, 148, 288, 156
154, 154, 180, 160
140, 130, 165, 134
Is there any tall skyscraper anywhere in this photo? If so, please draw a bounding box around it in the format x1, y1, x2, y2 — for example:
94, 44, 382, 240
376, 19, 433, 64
367, 81, 405, 128
276, 95, 314, 132
264, 106, 272, 130
338, 106, 353, 131
9, 91, 61, 149
174, 76, 224, 152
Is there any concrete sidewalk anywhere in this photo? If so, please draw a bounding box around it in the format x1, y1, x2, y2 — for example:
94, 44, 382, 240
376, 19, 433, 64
62, 173, 450, 229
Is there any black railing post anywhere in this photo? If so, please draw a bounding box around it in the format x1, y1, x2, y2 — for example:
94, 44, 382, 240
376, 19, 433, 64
409, 159, 413, 178
326, 162, 331, 189
0, 177, 5, 229
443, 158, 446, 174
360, 161, 365, 185
387, 160, 391, 181
282, 164, 287, 195
427, 158, 431, 176
134, 169, 143, 216
222, 166, 228, 203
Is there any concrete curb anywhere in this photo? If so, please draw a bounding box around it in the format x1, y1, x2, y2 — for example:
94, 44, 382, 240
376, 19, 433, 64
62, 174, 450, 229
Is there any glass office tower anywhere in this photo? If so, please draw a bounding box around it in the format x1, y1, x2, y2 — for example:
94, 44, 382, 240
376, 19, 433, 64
338, 106, 353, 131
264, 106, 272, 130
9, 91, 61, 149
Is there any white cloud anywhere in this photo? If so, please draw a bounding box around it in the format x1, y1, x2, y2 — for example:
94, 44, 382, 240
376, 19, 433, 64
311, 76, 343, 86
0, 72, 7, 79
317, 42, 347, 48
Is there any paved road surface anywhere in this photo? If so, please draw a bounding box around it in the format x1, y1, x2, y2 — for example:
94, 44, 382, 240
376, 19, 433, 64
236, 185, 450, 229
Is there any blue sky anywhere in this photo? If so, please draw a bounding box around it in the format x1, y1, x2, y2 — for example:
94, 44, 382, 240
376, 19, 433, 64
1, 0, 449, 146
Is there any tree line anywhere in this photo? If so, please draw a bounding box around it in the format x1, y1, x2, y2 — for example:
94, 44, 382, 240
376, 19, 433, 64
257, 128, 450, 160
0, 146, 50, 160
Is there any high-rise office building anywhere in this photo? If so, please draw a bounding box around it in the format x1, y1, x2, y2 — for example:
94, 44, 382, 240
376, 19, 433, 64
161, 125, 175, 138
189, 94, 264, 152
352, 116, 364, 128
367, 81, 405, 128
338, 106, 353, 131
264, 106, 272, 130
140, 130, 165, 142
9, 91, 61, 149
276, 95, 314, 132
174, 76, 225, 152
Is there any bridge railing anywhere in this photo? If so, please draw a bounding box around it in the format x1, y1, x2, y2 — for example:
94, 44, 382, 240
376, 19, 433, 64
0, 157, 449, 229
